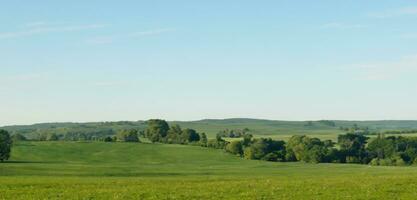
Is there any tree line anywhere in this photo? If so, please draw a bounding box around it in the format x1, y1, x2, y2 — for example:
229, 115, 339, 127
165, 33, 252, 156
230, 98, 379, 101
3, 119, 417, 166
217, 128, 251, 138
142, 120, 417, 166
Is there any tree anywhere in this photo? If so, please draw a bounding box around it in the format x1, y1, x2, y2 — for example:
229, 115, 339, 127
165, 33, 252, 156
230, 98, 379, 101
226, 140, 243, 156
367, 135, 395, 160
338, 133, 368, 163
285, 135, 330, 163
200, 133, 208, 147
117, 129, 140, 142
207, 134, 228, 149
244, 138, 285, 161
0, 130, 12, 162
104, 136, 114, 142
242, 134, 253, 147
285, 135, 305, 161
166, 124, 182, 144
181, 129, 200, 143
145, 119, 169, 143
47, 133, 59, 141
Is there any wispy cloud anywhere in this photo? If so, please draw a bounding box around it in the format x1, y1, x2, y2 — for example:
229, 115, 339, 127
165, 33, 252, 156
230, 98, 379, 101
0, 23, 107, 40
368, 6, 417, 18
347, 55, 417, 81
86, 28, 175, 45
321, 22, 365, 30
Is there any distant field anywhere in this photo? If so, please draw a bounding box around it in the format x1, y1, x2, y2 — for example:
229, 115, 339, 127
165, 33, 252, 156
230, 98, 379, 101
1, 141, 417, 199
3, 118, 417, 140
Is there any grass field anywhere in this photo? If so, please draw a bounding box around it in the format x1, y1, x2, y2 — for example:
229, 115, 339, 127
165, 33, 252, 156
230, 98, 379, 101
1, 141, 417, 199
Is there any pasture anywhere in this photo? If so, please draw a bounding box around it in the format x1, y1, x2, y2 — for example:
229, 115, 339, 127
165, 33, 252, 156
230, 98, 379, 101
1, 141, 417, 199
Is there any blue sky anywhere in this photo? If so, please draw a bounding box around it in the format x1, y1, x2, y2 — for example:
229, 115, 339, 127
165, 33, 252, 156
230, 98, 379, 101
1, 1, 417, 125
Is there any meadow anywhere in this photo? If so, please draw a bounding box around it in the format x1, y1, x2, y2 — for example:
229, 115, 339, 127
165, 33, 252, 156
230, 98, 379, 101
1, 141, 417, 199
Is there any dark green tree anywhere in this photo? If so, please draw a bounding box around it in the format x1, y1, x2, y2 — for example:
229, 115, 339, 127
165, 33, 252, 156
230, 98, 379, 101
244, 138, 285, 161
104, 136, 114, 142
338, 133, 368, 163
145, 119, 169, 143
181, 129, 200, 143
242, 134, 253, 147
0, 130, 12, 162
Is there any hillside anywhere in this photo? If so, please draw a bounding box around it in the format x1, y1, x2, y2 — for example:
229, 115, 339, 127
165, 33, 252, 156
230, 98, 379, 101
3, 118, 417, 140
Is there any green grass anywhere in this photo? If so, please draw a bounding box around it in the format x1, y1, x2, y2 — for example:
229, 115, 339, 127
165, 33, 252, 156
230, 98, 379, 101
1, 141, 417, 199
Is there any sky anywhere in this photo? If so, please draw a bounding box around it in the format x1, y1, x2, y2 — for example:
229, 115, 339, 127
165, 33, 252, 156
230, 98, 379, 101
1, 1, 417, 126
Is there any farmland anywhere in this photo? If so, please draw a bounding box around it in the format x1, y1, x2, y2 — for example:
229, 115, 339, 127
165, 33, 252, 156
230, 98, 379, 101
1, 141, 417, 199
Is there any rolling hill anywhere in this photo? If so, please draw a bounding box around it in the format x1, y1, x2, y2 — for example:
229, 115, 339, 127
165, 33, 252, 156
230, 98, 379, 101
2, 118, 417, 141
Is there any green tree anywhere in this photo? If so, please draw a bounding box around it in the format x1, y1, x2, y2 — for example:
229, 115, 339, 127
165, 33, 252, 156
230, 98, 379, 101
47, 133, 59, 141
226, 140, 243, 156
367, 135, 395, 160
199, 133, 208, 147
242, 134, 253, 147
145, 119, 169, 143
338, 133, 368, 163
244, 138, 285, 161
0, 130, 12, 162
104, 136, 114, 142
285, 135, 330, 163
166, 124, 182, 144
207, 134, 227, 149
181, 129, 200, 143
117, 129, 140, 142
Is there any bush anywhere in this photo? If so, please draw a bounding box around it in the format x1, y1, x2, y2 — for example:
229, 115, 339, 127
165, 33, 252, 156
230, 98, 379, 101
117, 129, 140, 142
370, 158, 379, 166
395, 157, 406, 166
104, 136, 114, 142
379, 158, 393, 166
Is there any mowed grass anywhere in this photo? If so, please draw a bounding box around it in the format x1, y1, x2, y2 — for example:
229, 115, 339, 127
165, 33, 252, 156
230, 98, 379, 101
1, 142, 417, 199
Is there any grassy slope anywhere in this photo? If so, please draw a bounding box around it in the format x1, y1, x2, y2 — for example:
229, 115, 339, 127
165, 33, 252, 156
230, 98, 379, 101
175, 118, 417, 140
1, 141, 417, 199
3, 119, 417, 141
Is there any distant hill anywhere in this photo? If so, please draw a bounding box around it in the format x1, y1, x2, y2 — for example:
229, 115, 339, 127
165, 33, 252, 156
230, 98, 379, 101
2, 118, 417, 140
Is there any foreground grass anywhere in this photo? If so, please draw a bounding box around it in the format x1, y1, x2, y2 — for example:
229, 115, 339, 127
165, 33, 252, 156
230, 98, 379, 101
2, 175, 417, 200
1, 142, 417, 199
